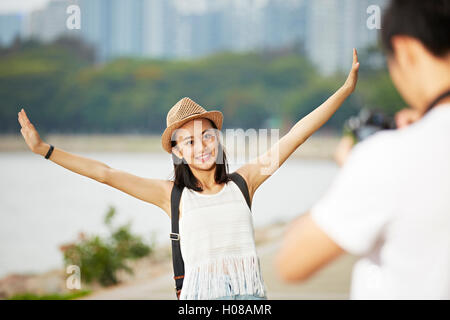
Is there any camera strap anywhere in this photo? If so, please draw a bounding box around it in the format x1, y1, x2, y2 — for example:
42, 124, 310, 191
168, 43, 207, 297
424, 89, 450, 114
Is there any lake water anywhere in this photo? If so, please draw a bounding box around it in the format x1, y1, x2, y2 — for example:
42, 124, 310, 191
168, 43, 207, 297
0, 151, 339, 278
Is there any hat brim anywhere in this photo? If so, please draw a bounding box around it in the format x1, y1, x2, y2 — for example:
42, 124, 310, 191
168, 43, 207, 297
161, 111, 223, 153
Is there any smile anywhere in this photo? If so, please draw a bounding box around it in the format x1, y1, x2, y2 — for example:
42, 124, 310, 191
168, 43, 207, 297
195, 152, 211, 162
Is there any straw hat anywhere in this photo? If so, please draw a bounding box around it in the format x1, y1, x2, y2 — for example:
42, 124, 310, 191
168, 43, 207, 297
161, 97, 223, 153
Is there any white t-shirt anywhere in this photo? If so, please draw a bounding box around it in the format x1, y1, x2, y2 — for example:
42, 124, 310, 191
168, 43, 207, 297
310, 103, 450, 299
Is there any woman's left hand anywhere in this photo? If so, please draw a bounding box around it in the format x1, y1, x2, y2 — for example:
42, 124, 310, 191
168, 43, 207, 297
343, 48, 360, 94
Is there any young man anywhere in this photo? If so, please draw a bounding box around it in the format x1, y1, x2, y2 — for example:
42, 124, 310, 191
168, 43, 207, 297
276, 0, 450, 299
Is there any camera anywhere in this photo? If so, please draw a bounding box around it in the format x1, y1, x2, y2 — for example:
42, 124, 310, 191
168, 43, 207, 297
344, 108, 396, 142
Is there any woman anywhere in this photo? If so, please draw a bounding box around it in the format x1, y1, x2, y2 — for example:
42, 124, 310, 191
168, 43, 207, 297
17, 49, 359, 300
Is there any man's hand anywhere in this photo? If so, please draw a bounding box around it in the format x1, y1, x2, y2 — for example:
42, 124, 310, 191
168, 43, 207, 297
334, 135, 355, 167
395, 108, 422, 129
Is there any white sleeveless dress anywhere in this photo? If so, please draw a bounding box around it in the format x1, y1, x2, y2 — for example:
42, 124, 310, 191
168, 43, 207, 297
178, 179, 267, 300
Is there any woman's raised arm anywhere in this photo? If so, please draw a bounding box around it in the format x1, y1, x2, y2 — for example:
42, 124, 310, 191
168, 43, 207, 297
237, 48, 360, 199
18, 108, 172, 215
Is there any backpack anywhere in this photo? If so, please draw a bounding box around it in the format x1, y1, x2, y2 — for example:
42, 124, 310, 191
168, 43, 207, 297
169, 171, 252, 300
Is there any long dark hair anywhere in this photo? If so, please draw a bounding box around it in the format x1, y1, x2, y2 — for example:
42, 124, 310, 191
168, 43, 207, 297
170, 119, 230, 191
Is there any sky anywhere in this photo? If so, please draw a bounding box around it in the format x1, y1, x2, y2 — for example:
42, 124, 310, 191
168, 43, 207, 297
0, 0, 284, 15
0, 0, 218, 15
0, 0, 215, 16
0, 0, 50, 14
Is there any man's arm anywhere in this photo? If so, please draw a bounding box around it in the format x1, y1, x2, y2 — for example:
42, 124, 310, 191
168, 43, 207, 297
276, 212, 344, 282
276, 130, 395, 283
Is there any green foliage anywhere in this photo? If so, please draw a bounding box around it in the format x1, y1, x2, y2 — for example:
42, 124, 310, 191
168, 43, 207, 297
61, 206, 154, 287
8, 290, 92, 300
1, 38, 404, 134
358, 70, 405, 114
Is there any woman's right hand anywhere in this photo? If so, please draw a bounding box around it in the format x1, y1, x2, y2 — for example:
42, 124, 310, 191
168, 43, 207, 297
17, 107, 172, 214
18, 108, 46, 155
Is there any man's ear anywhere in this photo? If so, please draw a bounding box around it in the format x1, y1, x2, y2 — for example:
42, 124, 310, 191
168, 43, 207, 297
391, 35, 422, 68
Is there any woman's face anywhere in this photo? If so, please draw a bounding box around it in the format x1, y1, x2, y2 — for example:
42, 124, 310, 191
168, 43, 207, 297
172, 118, 220, 171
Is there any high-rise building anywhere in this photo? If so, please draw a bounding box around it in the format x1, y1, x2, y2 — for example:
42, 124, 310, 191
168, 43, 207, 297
109, 0, 144, 58
221, 0, 267, 52
142, 0, 177, 58
25, 0, 81, 42
305, 0, 387, 75
261, 0, 307, 51
15, 0, 387, 71
78, 0, 111, 61
0, 14, 22, 46
172, 7, 227, 59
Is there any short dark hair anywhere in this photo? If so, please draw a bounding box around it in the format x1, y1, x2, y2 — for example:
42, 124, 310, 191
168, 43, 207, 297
381, 0, 450, 57
170, 119, 230, 191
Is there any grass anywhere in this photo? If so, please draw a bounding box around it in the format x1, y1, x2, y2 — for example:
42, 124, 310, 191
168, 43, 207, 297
7, 289, 92, 300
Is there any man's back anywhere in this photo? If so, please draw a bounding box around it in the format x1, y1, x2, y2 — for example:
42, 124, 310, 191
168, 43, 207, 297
311, 104, 450, 299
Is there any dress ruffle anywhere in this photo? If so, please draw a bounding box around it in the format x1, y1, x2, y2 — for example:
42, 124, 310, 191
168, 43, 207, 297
180, 254, 267, 300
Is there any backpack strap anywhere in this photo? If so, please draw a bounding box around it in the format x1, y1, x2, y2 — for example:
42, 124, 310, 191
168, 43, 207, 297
170, 183, 185, 300
229, 171, 252, 211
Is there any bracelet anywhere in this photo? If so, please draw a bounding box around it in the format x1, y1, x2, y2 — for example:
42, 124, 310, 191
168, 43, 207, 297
45, 144, 54, 159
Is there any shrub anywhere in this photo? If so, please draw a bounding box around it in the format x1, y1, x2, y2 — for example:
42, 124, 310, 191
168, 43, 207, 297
60, 206, 154, 286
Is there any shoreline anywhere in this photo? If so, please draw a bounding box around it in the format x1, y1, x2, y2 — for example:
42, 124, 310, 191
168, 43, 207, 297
0, 133, 341, 160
